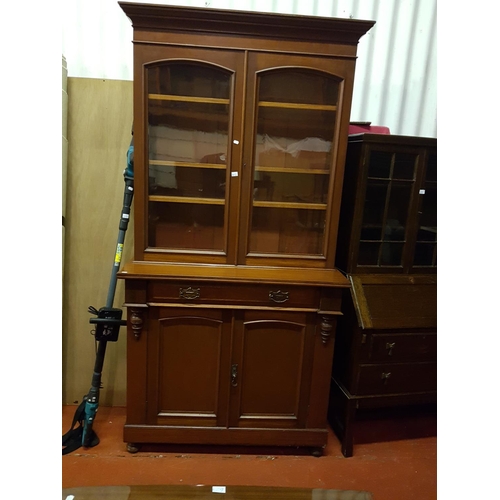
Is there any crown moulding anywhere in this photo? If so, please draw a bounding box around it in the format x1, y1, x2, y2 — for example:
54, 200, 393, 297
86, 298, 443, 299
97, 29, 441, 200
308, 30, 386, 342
118, 2, 375, 45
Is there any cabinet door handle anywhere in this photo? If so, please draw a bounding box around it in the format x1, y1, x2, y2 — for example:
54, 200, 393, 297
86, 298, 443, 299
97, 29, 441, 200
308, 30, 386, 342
386, 342, 396, 356
381, 372, 391, 384
231, 364, 238, 387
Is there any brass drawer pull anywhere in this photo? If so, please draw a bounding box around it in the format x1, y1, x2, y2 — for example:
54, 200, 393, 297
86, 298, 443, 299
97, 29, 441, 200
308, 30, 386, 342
269, 290, 289, 303
381, 372, 391, 384
179, 287, 201, 300
386, 342, 396, 356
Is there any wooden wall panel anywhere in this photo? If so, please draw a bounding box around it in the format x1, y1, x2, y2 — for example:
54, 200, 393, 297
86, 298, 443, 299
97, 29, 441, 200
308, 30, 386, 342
63, 77, 133, 405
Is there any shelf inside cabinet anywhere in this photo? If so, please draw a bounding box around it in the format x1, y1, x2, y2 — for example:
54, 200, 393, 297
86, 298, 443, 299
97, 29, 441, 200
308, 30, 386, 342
149, 94, 230, 105
258, 101, 337, 111
255, 166, 329, 175
150, 195, 225, 205
150, 160, 226, 170
253, 201, 327, 210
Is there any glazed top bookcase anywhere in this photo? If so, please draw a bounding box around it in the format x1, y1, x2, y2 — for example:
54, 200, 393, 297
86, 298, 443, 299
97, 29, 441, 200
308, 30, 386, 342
117, 1, 374, 453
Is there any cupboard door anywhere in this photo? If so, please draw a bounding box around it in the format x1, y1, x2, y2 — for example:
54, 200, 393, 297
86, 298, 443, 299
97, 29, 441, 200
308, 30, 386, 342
134, 46, 245, 263
240, 52, 356, 267
228, 310, 315, 429
147, 307, 232, 427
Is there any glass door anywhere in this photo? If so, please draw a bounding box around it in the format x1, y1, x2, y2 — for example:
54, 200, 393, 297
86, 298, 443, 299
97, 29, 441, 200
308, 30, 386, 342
356, 149, 418, 269
412, 151, 437, 269
241, 54, 350, 264
146, 60, 235, 255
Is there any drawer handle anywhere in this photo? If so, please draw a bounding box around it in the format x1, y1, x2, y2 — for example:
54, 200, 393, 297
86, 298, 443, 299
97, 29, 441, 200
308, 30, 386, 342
269, 290, 289, 303
179, 287, 201, 300
386, 342, 396, 356
381, 372, 391, 384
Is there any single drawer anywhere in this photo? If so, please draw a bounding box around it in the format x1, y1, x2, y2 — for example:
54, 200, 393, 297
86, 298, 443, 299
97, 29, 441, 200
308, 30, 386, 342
148, 281, 325, 309
355, 362, 437, 396
367, 332, 437, 363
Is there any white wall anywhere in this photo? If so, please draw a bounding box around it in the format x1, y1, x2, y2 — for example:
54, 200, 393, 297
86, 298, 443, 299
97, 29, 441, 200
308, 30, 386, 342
62, 0, 436, 137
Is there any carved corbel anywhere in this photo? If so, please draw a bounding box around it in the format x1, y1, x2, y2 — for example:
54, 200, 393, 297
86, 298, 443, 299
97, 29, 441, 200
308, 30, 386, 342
129, 307, 145, 340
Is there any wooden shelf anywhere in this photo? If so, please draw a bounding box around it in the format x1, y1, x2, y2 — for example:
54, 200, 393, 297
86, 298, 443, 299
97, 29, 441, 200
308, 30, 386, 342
258, 101, 337, 111
150, 195, 225, 205
150, 160, 226, 170
367, 177, 415, 183
149, 93, 230, 105
359, 239, 407, 243
253, 200, 327, 210
255, 166, 329, 175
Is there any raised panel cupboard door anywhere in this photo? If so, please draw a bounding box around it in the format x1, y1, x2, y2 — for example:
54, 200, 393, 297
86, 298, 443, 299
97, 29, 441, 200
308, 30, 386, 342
228, 310, 315, 429
147, 307, 232, 427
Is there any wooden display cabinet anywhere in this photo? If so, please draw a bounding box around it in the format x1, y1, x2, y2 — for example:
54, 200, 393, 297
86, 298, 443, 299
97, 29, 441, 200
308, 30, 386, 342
118, 2, 374, 454
329, 133, 437, 457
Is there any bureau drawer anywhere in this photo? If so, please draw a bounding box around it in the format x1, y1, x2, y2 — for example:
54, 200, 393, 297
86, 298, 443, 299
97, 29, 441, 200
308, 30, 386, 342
148, 281, 324, 309
355, 362, 437, 396
367, 332, 436, 363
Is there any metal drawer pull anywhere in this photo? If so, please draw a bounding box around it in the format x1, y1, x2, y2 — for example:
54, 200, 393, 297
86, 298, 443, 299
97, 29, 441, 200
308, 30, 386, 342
269, 290, 289, 303
381, 372, 391, 384
386, 342, 396, 356
231, 364, 238, 387
179, 287, 201, 300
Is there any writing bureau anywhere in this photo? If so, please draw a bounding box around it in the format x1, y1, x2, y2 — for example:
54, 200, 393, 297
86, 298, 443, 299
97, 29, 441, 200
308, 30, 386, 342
329, 133, 437, 457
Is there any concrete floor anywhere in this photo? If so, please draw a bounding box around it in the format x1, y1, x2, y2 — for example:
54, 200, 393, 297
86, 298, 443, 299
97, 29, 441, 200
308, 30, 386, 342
62, 405, 437, 499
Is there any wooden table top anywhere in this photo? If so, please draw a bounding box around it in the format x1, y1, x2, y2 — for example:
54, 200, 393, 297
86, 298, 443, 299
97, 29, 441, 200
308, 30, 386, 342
62, 485, 373, 500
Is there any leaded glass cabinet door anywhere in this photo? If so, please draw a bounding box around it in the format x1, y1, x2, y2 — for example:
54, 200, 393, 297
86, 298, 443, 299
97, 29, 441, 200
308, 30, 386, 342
240, 54, 355, 267
136, 48, 244, 263
352, 143, 436, 273
355, 148, 419, 270
411, 149, 437, 271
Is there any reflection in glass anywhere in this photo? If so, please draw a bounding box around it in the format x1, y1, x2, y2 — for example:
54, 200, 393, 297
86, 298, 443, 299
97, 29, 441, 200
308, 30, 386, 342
250, 206, 325, 255
253, 171, 329, 204
362, 182, 388, 227
149, 202, 225, 251
380, 242, 404, 266
384, 183, 412, 241
148, 102, 229, 165
150, 166, 226, 199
